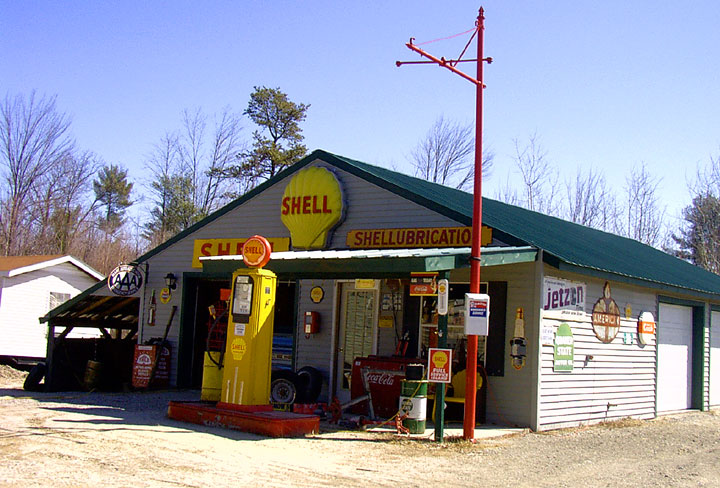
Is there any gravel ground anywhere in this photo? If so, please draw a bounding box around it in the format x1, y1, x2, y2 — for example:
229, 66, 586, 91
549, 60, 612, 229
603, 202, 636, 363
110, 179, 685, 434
2, 365, 720, 487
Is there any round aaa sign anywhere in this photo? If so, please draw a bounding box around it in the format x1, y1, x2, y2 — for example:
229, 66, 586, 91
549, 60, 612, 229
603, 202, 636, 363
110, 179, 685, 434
107, 264, 143, 296
242, 235, 272, 268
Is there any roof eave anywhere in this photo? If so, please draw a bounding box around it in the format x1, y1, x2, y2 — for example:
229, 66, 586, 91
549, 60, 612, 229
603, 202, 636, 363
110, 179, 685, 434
556, 261, 720, 302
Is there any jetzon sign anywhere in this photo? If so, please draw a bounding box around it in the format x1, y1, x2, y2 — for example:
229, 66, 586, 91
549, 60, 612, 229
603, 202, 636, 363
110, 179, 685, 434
543, 277, 586, 312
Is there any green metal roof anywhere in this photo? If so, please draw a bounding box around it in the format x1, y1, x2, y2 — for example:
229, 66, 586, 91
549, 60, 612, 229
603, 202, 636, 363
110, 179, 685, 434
318, 150, 720, 299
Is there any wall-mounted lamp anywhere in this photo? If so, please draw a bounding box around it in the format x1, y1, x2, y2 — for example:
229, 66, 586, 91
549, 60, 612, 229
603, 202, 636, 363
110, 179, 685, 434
164, 272, 177, 290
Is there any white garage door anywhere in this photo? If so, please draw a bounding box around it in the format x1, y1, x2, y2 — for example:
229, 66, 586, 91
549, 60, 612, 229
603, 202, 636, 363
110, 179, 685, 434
657, 303, 693, 413
711, 311, 720, 406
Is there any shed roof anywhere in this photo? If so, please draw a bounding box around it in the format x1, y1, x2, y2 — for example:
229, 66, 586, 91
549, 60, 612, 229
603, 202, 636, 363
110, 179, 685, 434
0, 255, 64, 271
0, 255, 103, 280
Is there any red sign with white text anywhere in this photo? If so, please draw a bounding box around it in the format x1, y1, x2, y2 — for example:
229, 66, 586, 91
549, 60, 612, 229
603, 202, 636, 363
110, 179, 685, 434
428, 348, 452, 383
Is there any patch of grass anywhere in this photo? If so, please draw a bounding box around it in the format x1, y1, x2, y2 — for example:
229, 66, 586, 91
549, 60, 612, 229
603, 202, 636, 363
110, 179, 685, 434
536, 417, 645, 436
595, 417, 644, 429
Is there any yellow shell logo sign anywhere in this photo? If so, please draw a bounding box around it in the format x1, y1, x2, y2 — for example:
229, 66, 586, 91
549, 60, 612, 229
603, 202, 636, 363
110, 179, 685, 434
432, 350, 448, 369
281, 166, 344, 249
230, 337, 247, 361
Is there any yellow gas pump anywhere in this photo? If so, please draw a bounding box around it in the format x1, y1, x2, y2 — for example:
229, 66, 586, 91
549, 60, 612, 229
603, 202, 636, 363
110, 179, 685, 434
219, 266, 277, 406
169, 235, 319, 437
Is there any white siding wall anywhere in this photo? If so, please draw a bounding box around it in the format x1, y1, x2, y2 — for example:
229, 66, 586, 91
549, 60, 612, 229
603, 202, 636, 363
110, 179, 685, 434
537, 274, 657, 430
0, 263, 100, 358
295, 279, 336, 402
711, 310, 720, 407
143, 161, 466, 386
450, 261, 539, 428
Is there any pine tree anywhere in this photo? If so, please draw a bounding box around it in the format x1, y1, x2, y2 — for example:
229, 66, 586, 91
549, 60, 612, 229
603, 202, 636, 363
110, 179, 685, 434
672, 193, 720, 275
229, 86, 309, 191
93, 164, 133, 234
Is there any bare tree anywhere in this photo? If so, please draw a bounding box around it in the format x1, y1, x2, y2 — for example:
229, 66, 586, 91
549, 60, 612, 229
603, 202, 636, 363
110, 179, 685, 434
512, 133, 559, 214
563, 166, 618, 230
494, 174, 521, 206
622, 162, 665, 246
0, 92, 74, 255
409, 115, 493, 190
32, 150, 100, 254
178, 107, 243, 214
143, 107, 243, 247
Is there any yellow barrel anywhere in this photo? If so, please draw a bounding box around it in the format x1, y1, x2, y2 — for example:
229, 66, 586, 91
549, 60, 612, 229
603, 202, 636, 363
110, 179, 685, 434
201, 351, 224, 401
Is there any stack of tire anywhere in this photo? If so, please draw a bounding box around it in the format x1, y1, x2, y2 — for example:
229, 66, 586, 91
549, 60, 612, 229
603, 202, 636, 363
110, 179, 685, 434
270, 366, 323, 405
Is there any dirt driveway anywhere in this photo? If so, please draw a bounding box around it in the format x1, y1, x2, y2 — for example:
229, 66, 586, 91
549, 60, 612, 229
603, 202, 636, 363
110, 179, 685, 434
2, 366, 720, 487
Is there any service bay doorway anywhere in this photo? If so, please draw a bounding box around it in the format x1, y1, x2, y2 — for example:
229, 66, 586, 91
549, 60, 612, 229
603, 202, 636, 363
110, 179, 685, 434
334, 282, 379, 403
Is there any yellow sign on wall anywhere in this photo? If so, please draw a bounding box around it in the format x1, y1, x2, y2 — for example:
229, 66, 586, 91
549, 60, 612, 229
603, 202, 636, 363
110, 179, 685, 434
192, 238, 290, 268
280, 166, 344, 249
346, 226, 492, 249
355, 279, 377, 289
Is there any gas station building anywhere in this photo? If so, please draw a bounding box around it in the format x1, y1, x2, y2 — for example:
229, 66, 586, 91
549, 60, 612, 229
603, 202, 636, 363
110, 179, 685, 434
44, 149, 720, 431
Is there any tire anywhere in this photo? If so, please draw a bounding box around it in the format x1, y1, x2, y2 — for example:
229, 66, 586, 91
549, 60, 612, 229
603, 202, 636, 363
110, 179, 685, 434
270, 370, 298, 404
23, 362, 46, 392
295, 366, 323, 404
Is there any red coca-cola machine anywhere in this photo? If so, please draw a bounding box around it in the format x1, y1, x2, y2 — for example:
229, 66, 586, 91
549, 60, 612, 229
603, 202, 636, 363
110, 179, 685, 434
350, 355, 421, 418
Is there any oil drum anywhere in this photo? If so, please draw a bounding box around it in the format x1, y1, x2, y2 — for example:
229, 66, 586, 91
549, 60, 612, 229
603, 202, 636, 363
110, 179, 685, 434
398, 379, 427, 433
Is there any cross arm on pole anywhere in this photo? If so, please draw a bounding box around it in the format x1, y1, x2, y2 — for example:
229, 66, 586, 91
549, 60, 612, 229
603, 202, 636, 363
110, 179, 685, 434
403, 41, 482, 87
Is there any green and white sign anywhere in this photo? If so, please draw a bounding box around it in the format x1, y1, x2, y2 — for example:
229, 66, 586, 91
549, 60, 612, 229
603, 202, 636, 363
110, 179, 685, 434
554, 322, 574, 372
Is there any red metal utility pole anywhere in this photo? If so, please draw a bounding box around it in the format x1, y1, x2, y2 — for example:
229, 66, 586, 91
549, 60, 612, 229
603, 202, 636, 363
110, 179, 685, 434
398, 7, 489, 441
465, 6, 486, 442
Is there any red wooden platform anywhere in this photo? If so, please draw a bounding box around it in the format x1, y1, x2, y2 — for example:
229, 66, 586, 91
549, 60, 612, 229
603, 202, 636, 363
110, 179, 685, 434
167, 401, 320, 438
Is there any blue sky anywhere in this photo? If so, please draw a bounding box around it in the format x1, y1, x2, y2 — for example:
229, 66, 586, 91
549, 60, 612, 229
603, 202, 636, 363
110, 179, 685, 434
2, 1, 719, 228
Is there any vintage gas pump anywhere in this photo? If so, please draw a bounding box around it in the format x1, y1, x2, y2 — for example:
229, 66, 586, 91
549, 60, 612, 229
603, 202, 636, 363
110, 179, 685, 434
218, 267, 277, 406
169, 235, 320, 437
217, 236, 277, 407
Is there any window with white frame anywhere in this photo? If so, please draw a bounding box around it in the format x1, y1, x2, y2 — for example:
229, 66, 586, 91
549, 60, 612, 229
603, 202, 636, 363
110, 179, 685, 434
48, 291, 71, 312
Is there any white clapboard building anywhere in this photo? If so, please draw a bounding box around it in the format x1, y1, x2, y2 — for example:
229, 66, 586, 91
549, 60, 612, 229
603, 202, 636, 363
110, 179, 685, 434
0, 255, 103, 362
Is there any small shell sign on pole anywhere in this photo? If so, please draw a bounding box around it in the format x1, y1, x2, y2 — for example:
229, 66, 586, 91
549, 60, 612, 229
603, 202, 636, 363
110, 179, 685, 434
428, 348, 452, 383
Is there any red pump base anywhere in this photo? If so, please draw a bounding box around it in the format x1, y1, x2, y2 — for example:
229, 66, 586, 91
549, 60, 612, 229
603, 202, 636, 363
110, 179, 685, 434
167, 401, 320, 438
